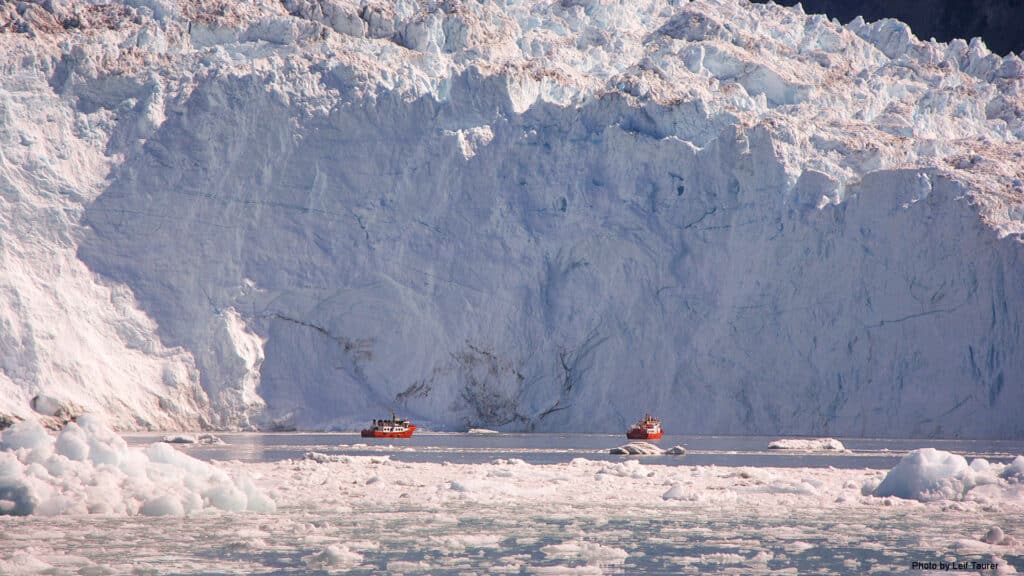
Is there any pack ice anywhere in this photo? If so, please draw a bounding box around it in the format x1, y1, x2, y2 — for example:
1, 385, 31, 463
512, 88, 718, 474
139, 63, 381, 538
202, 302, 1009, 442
0, 0, 1022, 436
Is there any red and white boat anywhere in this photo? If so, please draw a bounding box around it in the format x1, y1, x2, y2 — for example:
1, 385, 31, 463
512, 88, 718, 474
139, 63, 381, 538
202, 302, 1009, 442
626, 414, 664, 440
361, 413, 417, 438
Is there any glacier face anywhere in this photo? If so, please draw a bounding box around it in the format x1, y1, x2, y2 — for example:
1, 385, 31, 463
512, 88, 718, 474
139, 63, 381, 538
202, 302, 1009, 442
1, 0, 1023, 436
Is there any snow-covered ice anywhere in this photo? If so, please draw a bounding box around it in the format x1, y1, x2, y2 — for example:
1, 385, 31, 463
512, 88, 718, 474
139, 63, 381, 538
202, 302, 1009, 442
0, 0, 1021, 437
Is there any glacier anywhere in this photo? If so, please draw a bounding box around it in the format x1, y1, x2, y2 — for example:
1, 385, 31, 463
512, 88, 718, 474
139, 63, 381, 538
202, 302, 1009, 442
0, 0, 1022, 436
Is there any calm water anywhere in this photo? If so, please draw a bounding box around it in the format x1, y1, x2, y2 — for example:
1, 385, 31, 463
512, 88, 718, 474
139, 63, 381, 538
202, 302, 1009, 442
124, 432, 1024, 469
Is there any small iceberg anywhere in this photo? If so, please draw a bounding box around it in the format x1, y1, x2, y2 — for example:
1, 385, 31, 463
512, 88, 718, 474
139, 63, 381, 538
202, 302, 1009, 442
610, 442, 685, 456
467, 428, 499, 434
161, 433, 225, 445
768, 438, 845, 451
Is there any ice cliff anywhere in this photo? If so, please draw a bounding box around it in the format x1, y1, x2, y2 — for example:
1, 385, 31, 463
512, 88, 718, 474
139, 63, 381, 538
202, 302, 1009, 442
1, 0, 1022, 436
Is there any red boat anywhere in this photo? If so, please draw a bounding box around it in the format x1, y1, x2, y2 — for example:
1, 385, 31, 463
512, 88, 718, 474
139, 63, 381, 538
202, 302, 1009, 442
361, 413, 417, 438
626, 414, 664, 440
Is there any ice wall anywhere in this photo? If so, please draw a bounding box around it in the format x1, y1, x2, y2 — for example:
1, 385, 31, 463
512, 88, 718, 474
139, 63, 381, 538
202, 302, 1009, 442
2, 0, 1023, 436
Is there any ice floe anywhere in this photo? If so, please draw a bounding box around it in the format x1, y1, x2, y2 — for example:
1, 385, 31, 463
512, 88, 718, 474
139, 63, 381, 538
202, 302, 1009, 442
610, 442, 686, 455
768, 438, 846, 451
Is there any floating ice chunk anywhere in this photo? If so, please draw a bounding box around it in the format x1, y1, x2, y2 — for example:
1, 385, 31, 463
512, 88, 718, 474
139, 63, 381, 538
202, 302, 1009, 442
768, 438, 846, 452
662, 484, 699, 501
541, 539, 628, 565
873, 448, 976, 501
609, 442, 662, 455
55, 422, 90, 461
1000, 456, 1024, 481
664, 445, 687, 455
449, 479, 481, 492
304, 451, 351, 464
784, 541, 816, 554
197, 434, 225, 445
596, 460, 648, 479
968, 458, 1002, 487
203, 484, 248, 512
532, 566, 604, 575
971, 458, 992, 472
0, 452, 36, 515
750, 479, 820, 496
860, 475, 882, 496
983, 527, 1006, 545
142, 494, 185, 516
0, 420, 53, 453
467, 428, 499, 434
0, 418, 275, 516
147, 441, 212, 478
0, 551, 52, 574
160, 433, 225, 445
304, 545, 364, 571
78, 415, 130, 468
237, 475, 277, 513
162, 434, 197, 444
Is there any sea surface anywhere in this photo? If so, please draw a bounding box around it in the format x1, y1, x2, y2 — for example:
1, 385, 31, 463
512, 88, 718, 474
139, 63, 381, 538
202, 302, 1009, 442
124, 431, 1024, 469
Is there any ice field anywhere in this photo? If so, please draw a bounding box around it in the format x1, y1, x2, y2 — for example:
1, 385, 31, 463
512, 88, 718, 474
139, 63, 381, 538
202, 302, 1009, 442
2, 421, 1023, 574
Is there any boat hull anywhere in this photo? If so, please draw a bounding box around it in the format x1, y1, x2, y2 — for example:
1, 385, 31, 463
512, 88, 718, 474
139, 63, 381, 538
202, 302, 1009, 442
360, 425, 416, 438
626, 429, 663, 440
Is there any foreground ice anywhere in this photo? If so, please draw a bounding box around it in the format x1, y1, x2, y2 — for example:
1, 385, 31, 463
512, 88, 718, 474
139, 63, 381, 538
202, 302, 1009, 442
871, 448, 1024, 502
0, 419, 273, 517
2, 425, 1023, 574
